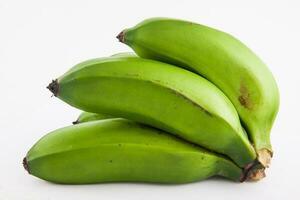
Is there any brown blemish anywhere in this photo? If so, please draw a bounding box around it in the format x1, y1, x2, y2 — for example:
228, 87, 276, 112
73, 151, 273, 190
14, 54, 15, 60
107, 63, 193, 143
146, 79, 213, 117
239, 84, 253, 109
170, 90, 213, 117
125, 73, 139, 77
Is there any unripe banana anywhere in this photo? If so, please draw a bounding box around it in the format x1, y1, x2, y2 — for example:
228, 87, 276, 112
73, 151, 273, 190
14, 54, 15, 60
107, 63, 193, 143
47, 55, 257, 170
72, 114, 264, 181
73, 112, 263, 180
24, 119, 244, 183
118, 18, 279, 167
73, 112, 114, 124
110, 52, 136, 58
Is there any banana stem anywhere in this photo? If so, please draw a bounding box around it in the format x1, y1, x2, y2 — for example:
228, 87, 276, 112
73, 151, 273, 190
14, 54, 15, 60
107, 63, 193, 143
257, 148, 272, 168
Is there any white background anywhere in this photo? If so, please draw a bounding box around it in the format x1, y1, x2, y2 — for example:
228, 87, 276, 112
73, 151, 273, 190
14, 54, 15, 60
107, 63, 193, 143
0, 0, 299, 199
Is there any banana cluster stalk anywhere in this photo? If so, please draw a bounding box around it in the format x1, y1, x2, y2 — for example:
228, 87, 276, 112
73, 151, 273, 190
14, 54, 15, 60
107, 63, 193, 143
117, 18, 279, 168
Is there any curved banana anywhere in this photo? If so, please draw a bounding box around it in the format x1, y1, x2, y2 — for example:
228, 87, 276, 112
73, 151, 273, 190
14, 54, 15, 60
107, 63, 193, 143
47, 55, 257, 170
118, 18, 279, 167
73, 112, 114, 124
110, 52, 136, 58
23, 119, 244, 183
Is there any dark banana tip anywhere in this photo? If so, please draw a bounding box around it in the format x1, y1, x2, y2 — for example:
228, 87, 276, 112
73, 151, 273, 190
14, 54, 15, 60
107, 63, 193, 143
47, 79, 59, 97
72, 120, 79, 125
239, 161, 255, 182
241, 159, 265, 182
23, 157, 30, 174
246, 168, 266, 182
116, 31, 125, 43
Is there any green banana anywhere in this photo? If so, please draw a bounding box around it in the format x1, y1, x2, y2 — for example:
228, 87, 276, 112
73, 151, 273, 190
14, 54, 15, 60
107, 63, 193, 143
47, 55, 257, 170
118, 18, 279, 167
72, 114, 263, 180
110, 52, 136, 58
73, 112, 114, 124
23, 119, 244, 183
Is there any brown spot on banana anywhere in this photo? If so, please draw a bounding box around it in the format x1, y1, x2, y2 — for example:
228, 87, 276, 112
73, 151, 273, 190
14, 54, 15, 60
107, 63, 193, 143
170, 89, 213, 117
239, 84, 253, 109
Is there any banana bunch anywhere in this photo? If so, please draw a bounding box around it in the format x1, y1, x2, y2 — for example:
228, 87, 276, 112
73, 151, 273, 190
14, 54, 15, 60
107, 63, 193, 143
24, 18, 279, 184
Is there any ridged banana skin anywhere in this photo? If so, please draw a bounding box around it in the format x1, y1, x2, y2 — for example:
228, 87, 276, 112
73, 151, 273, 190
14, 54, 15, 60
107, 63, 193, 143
48, 56, 256, 167
24, 119, 243, 183
62, 52, 136, 81
73, 112, 114, 124
120, 18, 279, 166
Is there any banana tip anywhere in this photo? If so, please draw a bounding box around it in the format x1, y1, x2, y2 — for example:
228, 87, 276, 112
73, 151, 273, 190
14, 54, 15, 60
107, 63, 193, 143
116, 31, 125, 43
23, 157, 30, 174
241, 160, 266, 182
72, 120, 79, 125
246, 168, 266, 181
47, 79, 59, 97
